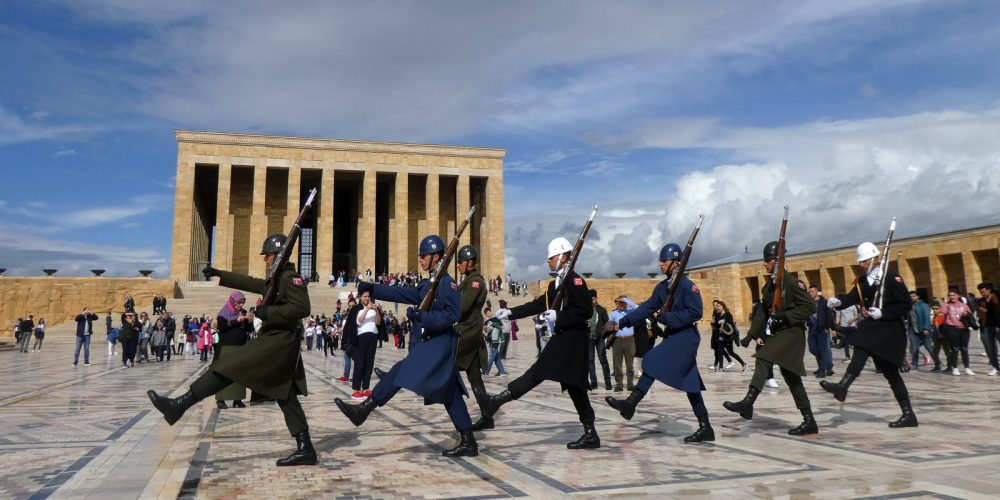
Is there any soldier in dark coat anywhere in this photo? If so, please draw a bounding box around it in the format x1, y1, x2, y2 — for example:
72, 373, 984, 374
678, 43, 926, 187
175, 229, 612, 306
723, 241, 819, 435
480, 236, 599, 449
821, 241, 917, 427
147, 234, 317, 467
454, 245, 493, 430
335, 235, 478, 457
605, 243, 714, 443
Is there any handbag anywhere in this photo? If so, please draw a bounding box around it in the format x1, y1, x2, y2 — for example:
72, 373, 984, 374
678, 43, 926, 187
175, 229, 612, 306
963, 313, 979, 331
212, 332, 219, 344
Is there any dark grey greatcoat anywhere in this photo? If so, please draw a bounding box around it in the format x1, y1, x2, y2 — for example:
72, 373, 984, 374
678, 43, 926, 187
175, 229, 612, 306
456, 266, 488, 372
746, 270, 815, 376
833, 272, 911, 367
508, 271, 592, 390
214, 263, 310, 399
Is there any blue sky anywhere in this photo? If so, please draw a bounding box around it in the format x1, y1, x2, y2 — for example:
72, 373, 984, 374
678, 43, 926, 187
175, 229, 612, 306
2, 1, 999, 279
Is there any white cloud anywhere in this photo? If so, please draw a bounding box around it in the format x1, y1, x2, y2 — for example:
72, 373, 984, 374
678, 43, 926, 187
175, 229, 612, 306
56, 194, 172, 230
0, 105, 97, 145
54, 148, 76, 156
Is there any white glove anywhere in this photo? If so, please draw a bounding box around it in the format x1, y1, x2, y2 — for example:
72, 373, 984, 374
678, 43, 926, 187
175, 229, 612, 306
827, 298, 841, 308
542, 310, 557, 323
868, 307, 882, 320
495, 309, 510, 320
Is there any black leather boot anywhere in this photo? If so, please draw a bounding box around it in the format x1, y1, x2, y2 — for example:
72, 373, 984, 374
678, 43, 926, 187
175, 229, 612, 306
820, 372, 856, 402
374, 367, 386, 379
888, 399, 918, 428
216, 400, 227, 410
684, 414, 715, 443
442, 430, 479, 457
335, 396, 376, 427
232, 400, 246, 408
147, 389, 198, 425
276, 430, 318, 466
605, 388, 645, 420
788, 407, 818, 435
481, 389, 515, 419
722, 386, 760, 420
470, 415, 494, 431
567, 422, 601, 449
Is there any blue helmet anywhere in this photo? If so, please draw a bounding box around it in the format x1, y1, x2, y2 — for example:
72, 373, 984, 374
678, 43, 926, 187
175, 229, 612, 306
419, 235, 446, 256
659, 243, 682, 262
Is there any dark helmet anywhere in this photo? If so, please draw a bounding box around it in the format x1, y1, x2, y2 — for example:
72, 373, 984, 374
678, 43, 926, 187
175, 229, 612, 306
419, 235, 446, 256
260, 234, 287, 255
659, 243, 682, 262
457, 244, 478, 262
762, 241, 779, 261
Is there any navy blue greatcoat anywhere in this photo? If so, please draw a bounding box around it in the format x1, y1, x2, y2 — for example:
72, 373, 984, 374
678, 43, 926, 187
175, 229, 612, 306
371, 272, 467, 404
623, 275, 705, 393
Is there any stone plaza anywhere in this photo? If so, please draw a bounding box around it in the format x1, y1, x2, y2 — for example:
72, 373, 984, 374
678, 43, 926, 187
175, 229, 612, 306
3, 297, 999, 499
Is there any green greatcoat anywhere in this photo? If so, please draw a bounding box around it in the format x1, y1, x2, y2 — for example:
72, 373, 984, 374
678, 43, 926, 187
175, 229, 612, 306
455, 266, 489, 372
746, 269, 816, 376
213, 262, 311, 400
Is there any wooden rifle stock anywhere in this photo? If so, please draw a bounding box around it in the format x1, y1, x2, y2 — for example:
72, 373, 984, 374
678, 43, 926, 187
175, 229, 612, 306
261, 188, 318, 307
870, 217, 896, 310
418, 206, 476, 312
770, 205, 789, 315
549, 205, 598, 311
659, 215, 705, 314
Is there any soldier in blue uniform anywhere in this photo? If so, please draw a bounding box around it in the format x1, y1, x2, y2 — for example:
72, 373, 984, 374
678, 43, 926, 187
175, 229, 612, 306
821, 241, 917, 428
335, 235, 478, 457
605, 243, 714, 442
479, 237, 600, 449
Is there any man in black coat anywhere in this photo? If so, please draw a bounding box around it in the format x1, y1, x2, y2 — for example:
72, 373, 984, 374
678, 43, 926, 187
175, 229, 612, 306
808, 285, 834, 378
588, 290, 612, 390
480, 236, 599, 449
821, 240, 916, 428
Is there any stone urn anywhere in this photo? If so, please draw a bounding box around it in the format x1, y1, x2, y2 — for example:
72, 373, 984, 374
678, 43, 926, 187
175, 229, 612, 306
91, 269, 106, 277
138, 269, 154, 277
0, 268, 6, 276
42, 268, 58, 276
647, 272, 658, 278
614, 272, 626, 278
582, 272, 593, 279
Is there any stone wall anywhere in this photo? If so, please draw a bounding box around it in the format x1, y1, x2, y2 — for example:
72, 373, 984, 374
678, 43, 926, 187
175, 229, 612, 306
0, 278, 176, 339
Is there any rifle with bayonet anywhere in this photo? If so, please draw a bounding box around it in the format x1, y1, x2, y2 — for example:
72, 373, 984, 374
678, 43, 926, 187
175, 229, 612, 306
870, 217, 896, 310
770, 205, 789, 315
418, 206, 476, 312
659, 215, 705, 314
261, 188, 317, 307
549, 205, 598, 311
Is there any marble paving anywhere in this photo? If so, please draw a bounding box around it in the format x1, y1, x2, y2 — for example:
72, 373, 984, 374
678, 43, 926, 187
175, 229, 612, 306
2, 335, 999, 499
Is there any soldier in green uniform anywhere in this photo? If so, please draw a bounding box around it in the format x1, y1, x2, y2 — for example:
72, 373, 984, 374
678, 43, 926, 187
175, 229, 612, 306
147, 234, 317, 466
454, 245, 492, 429
723, 241, 819, 435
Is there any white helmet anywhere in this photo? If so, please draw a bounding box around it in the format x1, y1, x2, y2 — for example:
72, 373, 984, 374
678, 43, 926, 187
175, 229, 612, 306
856, 242, 879, 262
547, 237, 573, 258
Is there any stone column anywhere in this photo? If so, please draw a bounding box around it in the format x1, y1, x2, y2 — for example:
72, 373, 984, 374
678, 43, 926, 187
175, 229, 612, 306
426, 173, 440, 239
248, 163, 269, 277
213, 163, 233, 271
356, 170, 376, 275
818, 262, 835, 296
285, 166, 302, 267
316, 167, 335, 280
170, 160, 196, 281
456, 174, 471, 245
484, 173, 505, 278
962, 251, 982, 293
391, 170, 409, 273
929, 249, 948, 302
896, 251, 915, 290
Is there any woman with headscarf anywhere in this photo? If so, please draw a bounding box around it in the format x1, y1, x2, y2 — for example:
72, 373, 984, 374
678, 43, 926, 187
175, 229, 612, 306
215, 291, 250, 409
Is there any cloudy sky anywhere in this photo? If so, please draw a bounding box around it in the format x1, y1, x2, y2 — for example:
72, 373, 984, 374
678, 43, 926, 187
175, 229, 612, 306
1, 1, 998, 279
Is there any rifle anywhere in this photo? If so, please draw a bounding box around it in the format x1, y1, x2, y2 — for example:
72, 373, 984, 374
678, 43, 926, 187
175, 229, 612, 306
418, 206, 476, 312
549, 205, 598, 311
770, 205, 789, 315
261, 188, 317, 307
659, 215, 705, 314
870, 217, 896, 310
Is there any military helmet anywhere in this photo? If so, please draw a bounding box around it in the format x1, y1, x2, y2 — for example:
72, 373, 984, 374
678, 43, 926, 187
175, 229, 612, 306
419, 235, 446, 256
260, 234, 287, 255
856, 242, 879, 262
659, 243, 682, 262
457, 244, 478, 262
762, 241, 779, 261
547, 237, 573, 258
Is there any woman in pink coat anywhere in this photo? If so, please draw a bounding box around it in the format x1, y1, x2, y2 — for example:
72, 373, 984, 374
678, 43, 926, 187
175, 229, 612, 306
198, 320, 214, 363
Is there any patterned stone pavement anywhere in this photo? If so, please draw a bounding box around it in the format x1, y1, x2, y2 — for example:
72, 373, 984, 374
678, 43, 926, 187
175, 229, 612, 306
2, 335, 999, 499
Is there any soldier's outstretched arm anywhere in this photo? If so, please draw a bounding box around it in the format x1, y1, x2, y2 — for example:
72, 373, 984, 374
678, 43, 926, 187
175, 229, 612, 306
658, 280, 703, 328
625, 282, 667, 324
508, 294, 546, 320
372, 284, 420, 306
218, 271, 267, 295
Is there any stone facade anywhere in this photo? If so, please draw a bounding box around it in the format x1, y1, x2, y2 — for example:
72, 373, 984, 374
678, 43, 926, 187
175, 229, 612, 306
528, 224, 1000, 329
0, 278, 175, 339
170, 130, 506, 283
